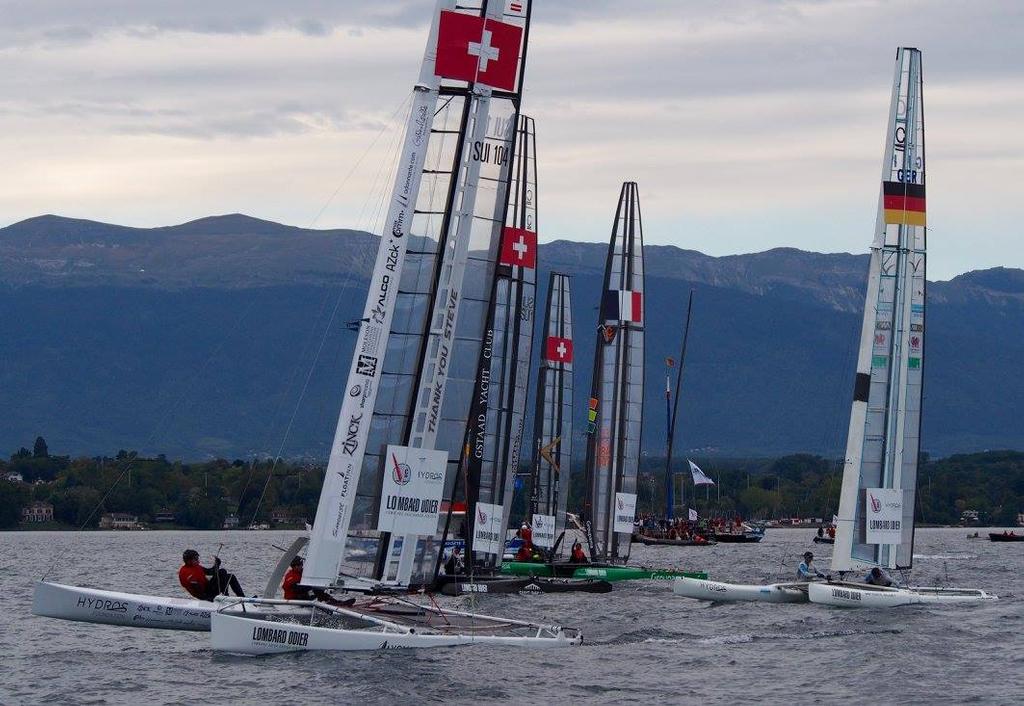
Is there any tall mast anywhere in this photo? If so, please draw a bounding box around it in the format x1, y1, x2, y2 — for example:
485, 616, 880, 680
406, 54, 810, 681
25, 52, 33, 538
463, 114, 539, 567
832, 48, 926, 575
304, 0, 534, 587
530, 272, 574, 537
663, 290, 694, 520
583, 182, 645, 562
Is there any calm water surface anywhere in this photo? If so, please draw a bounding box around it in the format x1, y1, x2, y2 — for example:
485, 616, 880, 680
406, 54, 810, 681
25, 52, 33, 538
1, 528, 1021, 705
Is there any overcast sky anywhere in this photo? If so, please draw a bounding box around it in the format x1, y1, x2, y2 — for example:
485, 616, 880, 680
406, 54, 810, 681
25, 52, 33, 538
1, 1, 1021, 279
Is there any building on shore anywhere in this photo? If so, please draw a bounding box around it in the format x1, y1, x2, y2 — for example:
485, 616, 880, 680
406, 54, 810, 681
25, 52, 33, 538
99, 512, 142, 530
153, 509, 176, 523
22, 501, 54, 523
222, 513, 239, 530
4, 471, 24, 483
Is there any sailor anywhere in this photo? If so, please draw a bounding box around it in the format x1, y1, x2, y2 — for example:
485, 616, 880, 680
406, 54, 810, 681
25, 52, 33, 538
520, 522, 533, 547
179, 549, 245, 600
282, 556, 353, 606
817, 526, 824, 538
796, 551, 826, 581
570, 542, 588, 563
864, 567, 893, 587
827, 525, 836, 540
283, 556, 312, 600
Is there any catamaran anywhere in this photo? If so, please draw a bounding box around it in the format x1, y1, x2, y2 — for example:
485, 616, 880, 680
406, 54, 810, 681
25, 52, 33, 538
807, 47, 995, 608
36, 0, 580, 649
502, 182, 705, 583
211, 0, 581, 652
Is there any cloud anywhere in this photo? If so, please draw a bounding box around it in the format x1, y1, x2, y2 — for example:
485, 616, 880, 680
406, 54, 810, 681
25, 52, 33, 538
0, 1, 1022, 278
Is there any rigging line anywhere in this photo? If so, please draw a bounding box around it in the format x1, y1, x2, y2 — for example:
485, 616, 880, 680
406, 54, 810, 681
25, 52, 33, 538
41, 456, 137, 580
364, 103, 410, 237
355, 97, 411, 234
247, 278, 352, 527
42, 298, 261, 578
305, 91, 413, 231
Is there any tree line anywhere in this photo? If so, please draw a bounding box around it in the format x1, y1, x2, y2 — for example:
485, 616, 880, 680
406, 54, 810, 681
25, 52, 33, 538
2, 438, 1021, 529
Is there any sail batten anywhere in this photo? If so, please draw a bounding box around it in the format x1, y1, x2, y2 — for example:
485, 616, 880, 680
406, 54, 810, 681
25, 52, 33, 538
832, 48, 925, 575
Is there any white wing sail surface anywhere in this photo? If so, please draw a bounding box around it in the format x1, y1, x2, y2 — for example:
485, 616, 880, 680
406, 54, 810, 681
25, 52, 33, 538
832, 48, 926, 574
305, 0, 533, 587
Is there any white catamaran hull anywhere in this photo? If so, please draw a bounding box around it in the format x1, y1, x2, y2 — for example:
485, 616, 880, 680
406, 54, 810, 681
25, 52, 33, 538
210, 598, 581, 655
32, 581, 214, 631
672, 577, 809, 603
807, 581, 997, 608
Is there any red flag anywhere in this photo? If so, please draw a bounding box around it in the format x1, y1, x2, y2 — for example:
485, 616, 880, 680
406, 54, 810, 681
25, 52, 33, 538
435, 11, 522, 91
545, 336, 573, 363
499, 226, 536, 268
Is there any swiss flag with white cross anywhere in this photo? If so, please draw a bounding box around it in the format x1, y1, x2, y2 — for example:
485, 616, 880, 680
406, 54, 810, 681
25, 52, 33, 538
545, 336, 573, 364
434, 10, 523, 91
499, 227, 537, 268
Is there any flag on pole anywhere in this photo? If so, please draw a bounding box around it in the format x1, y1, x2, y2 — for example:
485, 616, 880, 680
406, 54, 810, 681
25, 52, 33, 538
688, 459, 715, 485
688, 508, 698, 522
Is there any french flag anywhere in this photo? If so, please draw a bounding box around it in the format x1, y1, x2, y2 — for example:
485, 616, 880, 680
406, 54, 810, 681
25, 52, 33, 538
603, 289, 643, 323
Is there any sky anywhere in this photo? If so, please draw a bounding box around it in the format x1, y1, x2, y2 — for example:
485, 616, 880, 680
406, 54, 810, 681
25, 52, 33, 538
1, 1, 1021, 279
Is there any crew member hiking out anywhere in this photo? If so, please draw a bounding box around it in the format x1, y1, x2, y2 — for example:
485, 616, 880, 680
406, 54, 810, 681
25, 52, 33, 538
864, 567, 894, 587
178, 549, 245, 601
796, 551, 826, 581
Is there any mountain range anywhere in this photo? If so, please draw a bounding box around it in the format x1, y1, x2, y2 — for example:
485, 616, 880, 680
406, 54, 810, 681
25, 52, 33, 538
2, 213, 1022, 461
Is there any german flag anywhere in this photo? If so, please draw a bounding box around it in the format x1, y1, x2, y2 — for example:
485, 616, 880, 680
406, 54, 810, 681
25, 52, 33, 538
883, 181, 926, 227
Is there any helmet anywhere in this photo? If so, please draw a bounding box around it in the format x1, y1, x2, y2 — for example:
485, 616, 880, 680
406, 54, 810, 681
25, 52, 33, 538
183, 549, 200, 563
290, 556, 304, 568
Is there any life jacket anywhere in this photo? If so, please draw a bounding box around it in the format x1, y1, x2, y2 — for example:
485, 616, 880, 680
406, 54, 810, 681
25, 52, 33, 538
282, 567, 305, 600
179, 564, 207, 599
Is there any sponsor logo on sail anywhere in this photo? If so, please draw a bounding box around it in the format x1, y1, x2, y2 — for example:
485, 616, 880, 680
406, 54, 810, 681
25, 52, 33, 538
349, 385, 361, 397
341, 414, 362, 456
357, 354, 378, 377
392, 461, 411, 486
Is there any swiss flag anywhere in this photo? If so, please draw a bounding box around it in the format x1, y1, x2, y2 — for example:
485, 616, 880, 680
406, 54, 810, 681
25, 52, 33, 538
435, 10, 523, 92
545, 336, 573, 363
499, 227, 536, 268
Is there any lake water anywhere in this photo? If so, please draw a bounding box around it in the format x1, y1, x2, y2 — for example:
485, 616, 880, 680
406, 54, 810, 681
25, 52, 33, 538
1, 528, 1021, 704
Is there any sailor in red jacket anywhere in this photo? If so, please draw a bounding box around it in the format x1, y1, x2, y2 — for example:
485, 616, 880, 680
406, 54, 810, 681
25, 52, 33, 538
178, 549, 245, 601
282, 556, 353, 607
282, 556, 312, 601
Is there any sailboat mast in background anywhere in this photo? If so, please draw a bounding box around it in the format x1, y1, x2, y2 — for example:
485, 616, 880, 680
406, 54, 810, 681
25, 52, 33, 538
530, 272, 574, 544
583, 182, 645, 563
464, 114, 539, 567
